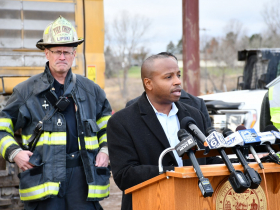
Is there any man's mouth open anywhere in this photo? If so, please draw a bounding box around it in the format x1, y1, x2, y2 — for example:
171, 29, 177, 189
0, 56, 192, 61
172, 89, 181, 97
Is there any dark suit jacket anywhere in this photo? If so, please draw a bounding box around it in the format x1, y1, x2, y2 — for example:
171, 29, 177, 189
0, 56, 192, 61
126, 89, 212, 128
108, 92, 209, 210
260, 91, 272, 131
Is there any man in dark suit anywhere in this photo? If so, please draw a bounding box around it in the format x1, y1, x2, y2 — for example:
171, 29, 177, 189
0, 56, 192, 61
126, 52, 212, 128
107, 54, 220, 210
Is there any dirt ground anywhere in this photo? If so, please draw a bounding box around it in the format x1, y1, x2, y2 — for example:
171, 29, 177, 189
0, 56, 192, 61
104, 77, 144, 112
100, 176, 122, 210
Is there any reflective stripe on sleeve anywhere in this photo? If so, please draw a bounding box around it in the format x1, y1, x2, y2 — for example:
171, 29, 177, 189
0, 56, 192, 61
78, 136, 99, 150
269, 86, 274, 101
0, 135, 18, 158
96, 116, 110, 130
19, 182, 59, 201
270, 84, 280, 107
98, 134, 107, 145
0, 118, 14, 136
88, 184, 110, 198
22, 134, 32, 145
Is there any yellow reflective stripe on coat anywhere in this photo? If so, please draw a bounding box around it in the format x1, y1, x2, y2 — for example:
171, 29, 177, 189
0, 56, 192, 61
269, 85, 280, 130
35, 132, 66, 147
98, 134, 107, 145
0, 135, 18, 158
0, 118, 14, 136
19, 182, 59, 201
96, 116, 110, 130
269, 86, 274, 101
78, 136, 99, 150
88, 184, 110, 198
22, 134, 32, 145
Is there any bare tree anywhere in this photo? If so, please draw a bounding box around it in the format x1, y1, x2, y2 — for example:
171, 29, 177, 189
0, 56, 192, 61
133, 46, 150, 65
208, 19, 245, 91
262, 0, 280, 35
261, 0, 280, 47
104, 46, 122, 79
106, 11, 151, 99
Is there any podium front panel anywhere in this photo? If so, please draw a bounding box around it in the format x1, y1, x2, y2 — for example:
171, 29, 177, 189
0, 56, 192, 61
126, 163, 280, 210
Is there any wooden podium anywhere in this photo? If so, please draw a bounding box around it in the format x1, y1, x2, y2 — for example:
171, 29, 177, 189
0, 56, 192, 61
125, 163, 280, 210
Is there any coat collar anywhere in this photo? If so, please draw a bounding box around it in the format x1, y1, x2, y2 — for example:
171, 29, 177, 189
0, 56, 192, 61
175, 100, 191, 126
179, 89, 190, 99
137, 92, 192, 164
33, 62, 73, 95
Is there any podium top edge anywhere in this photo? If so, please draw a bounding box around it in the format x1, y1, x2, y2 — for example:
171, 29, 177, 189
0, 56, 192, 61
125, 163, 280, 194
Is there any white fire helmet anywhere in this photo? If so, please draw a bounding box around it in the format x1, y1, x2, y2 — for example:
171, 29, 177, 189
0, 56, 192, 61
36, 15, 84, 50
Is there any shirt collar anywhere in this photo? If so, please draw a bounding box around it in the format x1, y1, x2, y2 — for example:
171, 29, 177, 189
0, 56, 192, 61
146, 94, 178, 116
53, 78, 64, 88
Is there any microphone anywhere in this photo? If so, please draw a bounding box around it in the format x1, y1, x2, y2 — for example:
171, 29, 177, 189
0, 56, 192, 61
233, 126, 262, 189
177, 129, 214, 197
261, 125, 280, 164
222, 128, 243, 147
264, 125, 280, 143
205, 129, 226, 149
236, 125, 261, 146
206, 127, 250, 193
223, 128, 263, 169
181, 117, 210, 155
175, 129, 198, 157
235, 125, 264, 169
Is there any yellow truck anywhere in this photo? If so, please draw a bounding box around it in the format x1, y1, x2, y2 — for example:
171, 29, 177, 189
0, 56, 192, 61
0, 0, 105, 208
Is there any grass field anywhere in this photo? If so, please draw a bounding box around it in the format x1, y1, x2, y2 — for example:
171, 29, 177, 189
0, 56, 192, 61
119, 66, 243, 79
117, 66, 141, 78
106, 65, 243, 111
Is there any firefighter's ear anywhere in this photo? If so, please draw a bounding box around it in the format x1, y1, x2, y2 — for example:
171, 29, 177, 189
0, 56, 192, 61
45, 48, 50, 60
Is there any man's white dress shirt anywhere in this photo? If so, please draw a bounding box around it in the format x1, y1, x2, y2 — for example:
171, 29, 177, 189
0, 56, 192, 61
147, 96, 183, 167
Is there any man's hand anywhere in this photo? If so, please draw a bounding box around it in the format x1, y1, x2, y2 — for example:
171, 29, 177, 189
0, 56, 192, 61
14, 151, 34, 171
248, 153, 269, 159
95, 152, 109, 167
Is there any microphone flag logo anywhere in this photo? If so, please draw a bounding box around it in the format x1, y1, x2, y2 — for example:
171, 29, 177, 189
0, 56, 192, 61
271, 130, 280, 139
205, 131, 226, 149
238, 129, 261, 144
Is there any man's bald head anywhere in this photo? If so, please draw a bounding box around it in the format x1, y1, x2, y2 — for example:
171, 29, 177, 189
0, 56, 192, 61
141, 54, 169, 82
140, 54, 181, 105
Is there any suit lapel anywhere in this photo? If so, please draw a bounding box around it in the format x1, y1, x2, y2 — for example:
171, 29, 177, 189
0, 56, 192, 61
138, 93, 171, 149
137, 93, 177, 163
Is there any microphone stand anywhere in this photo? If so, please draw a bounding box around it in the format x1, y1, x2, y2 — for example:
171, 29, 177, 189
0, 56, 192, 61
233, 146, 262, 189
158, 147, 175, 174
187, 149, 214, 197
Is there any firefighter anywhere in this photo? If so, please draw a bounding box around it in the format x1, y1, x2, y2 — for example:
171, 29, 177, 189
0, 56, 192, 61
260, 79, 280, 132
0, 16, 111, 210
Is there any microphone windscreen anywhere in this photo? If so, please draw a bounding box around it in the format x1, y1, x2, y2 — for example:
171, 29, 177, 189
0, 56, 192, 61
177, 129, 190, 141
180, 116, 196, 129
264, 125, 279, 132
235, 125, 246, 131
206, 127, 216, 136
222, 128, 234, 137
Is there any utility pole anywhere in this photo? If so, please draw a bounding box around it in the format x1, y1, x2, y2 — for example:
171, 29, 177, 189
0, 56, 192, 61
182, 0, 200, 96
201, 28, 210, 94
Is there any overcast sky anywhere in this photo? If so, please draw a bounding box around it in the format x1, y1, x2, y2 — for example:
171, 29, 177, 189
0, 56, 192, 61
104, 0, 270, 54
